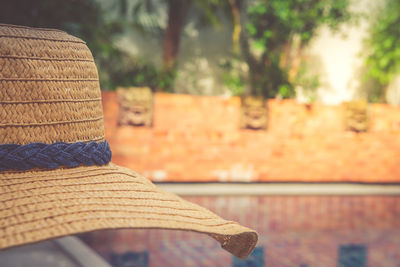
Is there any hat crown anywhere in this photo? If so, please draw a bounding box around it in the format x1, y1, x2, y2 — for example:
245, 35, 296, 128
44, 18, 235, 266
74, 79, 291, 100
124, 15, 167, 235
0, 24, 105, 145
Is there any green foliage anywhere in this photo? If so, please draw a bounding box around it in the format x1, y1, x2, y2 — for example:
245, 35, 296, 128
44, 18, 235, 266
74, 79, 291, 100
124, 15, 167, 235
0, 0, 168, 91
250, 54, 293, 98
224, 74, 245, 96
0, 0, 121, 59
157, 70, 178, 92
97, 49, 160, 90
130, 0, 232, 92
192, 0, 230, 29
220, 58, 246, 96
130, 0, 166, 35
293, 61, 321, 103
241, 0, 352, 98
364, 0, 400, 102
247, 0, 351, 46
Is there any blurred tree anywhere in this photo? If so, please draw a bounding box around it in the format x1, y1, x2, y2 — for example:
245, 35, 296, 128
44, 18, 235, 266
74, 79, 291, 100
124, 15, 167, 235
238, 0, 353, 98
364, 0, 400, 103
0, 0, 162, 90
130, 0, 230, 91
163, 0, 190, 71
0, 0, 124, 62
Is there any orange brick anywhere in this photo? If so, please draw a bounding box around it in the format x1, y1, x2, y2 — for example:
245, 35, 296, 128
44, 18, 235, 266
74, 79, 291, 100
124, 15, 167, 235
102, 92, 400, 183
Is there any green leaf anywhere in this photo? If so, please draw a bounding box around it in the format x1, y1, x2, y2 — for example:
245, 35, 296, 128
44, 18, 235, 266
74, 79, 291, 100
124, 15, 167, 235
248, 4, 267, 15
263, 30, 272, 38
383, 38, 394, 49
278, 85, 290, 98
379, 57, 390, 69
247, 23, 257, 36
252, 39, 266, 52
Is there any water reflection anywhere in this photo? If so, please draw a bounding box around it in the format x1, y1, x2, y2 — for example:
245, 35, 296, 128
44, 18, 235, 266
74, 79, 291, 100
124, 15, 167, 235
80, 196, 400, 267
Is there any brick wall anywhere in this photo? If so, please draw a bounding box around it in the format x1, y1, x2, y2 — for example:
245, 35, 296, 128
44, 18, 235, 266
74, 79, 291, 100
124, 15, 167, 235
80, 196, 400, 267
102, 92, 400, 182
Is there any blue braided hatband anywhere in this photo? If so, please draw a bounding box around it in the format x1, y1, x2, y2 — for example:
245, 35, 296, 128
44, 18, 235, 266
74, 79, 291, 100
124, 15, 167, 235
0, 140, 112, 171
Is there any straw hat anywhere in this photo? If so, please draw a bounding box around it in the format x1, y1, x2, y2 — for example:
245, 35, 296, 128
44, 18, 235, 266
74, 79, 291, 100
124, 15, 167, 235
0, 24, 257, 258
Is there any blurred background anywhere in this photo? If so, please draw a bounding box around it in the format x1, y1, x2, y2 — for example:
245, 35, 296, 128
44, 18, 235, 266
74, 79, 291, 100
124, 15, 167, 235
1, 0, 400, 266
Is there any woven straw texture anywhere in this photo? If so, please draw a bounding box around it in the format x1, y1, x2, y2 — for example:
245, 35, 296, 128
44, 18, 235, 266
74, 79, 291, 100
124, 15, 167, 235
0, 24, 104, 144
0, 24, 257, 259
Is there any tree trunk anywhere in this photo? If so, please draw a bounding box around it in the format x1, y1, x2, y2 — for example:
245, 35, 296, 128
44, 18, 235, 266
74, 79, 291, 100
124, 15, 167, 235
280, 41, 290, 69
239, 34, 258, 96
162, 0, 189, 72
288, 44, 303, 82
380, 85, 388, 103
229, 0, 241, 55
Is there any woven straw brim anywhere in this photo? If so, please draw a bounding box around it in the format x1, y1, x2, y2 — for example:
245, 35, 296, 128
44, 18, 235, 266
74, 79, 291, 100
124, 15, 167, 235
0, 163, 257, 258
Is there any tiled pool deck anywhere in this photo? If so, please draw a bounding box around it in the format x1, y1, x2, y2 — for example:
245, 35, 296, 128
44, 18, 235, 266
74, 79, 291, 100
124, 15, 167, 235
80, 194, 400, 267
